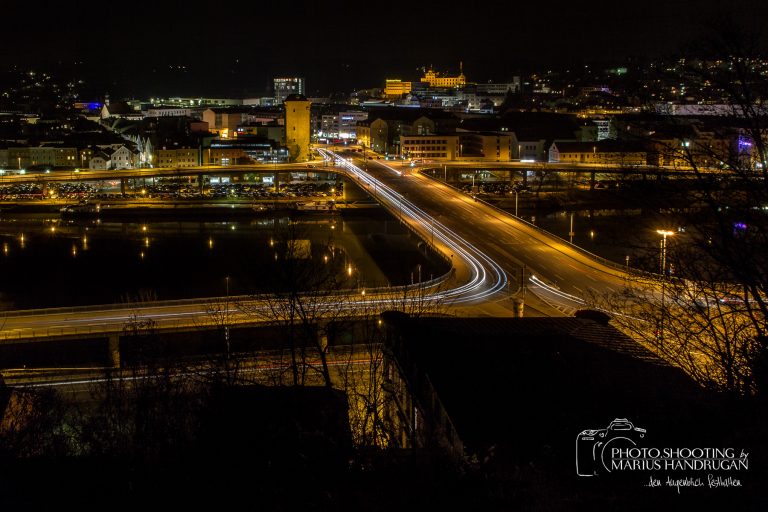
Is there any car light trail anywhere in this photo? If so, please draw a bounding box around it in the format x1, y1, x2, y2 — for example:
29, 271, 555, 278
320, 149, 507, 305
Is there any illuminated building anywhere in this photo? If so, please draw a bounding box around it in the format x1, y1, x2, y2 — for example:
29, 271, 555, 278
202, 108, 283, 138
204, 137, 284, 165
384, 79, 412, 97
400, 135, 460, 161
144, 106, 193, 117
420, 63, 467, 88
320, 111, 368, 139
284, 94, 311, 162
400, 132, 516, 162
148, 97, 243, 107
457, 132, 517, 161
358, 108, 458, 154
274, 77, 305, 104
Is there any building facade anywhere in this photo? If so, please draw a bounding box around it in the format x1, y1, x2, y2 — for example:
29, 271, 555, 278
6, 146, 78, 169
284, 95, 311, 162
274, 77, 306, 104
384, 79, 413, 97
399, 135, 460, 161
549, 141, 647, 166
420, 64, 467, 88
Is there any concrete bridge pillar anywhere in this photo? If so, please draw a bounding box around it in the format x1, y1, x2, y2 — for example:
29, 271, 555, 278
198, 175, 205, 195
108, 334, 120, 368
590, 171, 596, 190
120, 178, 127, 196
511, 298, 525, 318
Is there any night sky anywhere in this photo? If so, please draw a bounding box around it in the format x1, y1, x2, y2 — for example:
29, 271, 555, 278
2, 0, 767, 97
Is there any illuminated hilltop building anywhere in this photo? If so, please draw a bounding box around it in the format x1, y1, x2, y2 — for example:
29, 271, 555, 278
284, 94, 311, 162
420, 62, 467, 88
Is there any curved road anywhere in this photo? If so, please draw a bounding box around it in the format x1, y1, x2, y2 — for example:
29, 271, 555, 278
337, 151, 633, 314
0, 152, 639, 341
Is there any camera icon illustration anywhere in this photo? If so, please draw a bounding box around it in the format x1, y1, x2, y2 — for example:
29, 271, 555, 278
576, 418, 646, 476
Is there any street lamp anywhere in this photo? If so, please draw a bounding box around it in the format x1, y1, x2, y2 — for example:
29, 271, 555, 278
656, 230, 674, 276
514, 189, 519, 217
224, 276, 231, 360
430, 216, 435, 247
656, 229, 675, 340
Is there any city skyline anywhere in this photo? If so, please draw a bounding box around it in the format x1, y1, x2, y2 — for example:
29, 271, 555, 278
3, 0, 767, 97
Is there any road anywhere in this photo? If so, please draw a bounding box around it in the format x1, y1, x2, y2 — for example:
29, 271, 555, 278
331, 150, 633, 315
0, 151, 643, 342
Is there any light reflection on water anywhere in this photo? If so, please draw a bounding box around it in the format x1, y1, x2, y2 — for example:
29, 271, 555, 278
537, 208, 686, 268
0, 213, 445, 310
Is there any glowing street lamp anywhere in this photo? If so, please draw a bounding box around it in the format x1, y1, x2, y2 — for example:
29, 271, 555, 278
656, 229, 675, 341
656, 230, 675, 276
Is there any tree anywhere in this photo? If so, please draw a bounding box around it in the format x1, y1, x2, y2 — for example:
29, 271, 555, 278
599, 32, 768, 396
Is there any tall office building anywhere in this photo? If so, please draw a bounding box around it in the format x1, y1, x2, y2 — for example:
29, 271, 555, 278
274, 77, 306, 104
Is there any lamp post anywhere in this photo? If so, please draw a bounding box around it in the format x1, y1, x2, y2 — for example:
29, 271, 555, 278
656, 230, 674, 276
224, 276, 231, 360
514, 189, 519, 217
656, 230, 674, 340
569, 212, 574, 244
430, 216, 435, 248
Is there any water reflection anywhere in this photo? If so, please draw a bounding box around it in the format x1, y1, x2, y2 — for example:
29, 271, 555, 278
0, 213, 448, 310
537, 208, 685, 270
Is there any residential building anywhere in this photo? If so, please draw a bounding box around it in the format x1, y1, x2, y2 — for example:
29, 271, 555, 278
202, 107, 283, 138
107, 145, 136, 169
88, 151, 110, 170
457, 132, 517, 161
154, 147, 200, 168
400, 135, 460, 160
101, 102, 143, 120
548, 140, 647, 166
357, 108, 459, 154
6, 146, 78, 168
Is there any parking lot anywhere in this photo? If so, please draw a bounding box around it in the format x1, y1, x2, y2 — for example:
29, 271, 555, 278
0, 180, 343, 202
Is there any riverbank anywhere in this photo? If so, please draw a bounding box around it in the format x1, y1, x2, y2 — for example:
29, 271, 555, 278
0, 198, 383, 219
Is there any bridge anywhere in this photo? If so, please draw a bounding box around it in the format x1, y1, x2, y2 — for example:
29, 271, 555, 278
0, 156, 708, 189
0, 149, 645, 360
